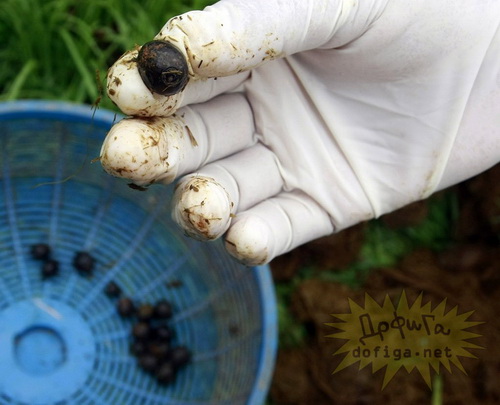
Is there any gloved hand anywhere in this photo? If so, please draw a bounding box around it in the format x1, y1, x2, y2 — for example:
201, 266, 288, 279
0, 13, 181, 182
100, 0, 500, 265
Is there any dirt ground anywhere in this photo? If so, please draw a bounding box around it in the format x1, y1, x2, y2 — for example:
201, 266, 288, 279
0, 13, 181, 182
268, 164, 499, 405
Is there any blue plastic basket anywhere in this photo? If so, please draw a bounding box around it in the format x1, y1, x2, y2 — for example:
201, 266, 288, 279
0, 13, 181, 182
0, 100, 277, 405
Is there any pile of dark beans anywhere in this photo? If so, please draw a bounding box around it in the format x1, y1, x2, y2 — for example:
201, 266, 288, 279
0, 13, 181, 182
31, 243, 191, 386
108, 283, 192, 385
31, 243, 59, 278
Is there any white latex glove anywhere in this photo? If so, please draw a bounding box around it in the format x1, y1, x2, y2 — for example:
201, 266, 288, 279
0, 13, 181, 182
100, 0, 500, 265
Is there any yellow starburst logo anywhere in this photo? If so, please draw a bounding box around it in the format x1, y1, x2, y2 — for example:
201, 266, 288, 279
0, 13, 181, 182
326, 291, 484, 389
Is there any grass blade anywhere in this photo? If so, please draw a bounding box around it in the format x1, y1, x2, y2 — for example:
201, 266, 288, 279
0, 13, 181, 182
59, 28, 97, 101
4, 59, 37, 100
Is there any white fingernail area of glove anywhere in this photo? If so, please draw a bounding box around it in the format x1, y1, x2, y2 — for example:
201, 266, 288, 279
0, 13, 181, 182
100, 117, 182, 186
224, 215, 272, 266
172, 176, 234, 241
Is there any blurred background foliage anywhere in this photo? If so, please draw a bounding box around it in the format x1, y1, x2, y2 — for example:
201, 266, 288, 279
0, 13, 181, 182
0, 0, 214, 109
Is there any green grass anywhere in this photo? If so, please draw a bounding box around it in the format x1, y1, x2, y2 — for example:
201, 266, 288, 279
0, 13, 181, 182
432, 375, 443, 405
0, 0, 214, 108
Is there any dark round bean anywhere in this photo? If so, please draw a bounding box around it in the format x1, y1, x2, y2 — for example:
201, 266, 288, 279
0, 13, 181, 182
117, 297, 135, 318
132, 322, 151, 340
104, 281, 122, 298
148, 341, 170, 359
153, 325, 174, 342
137, 40, 189, 96
73, 251, 95, 274
136, 303, 155, 322
169, 346, 191, 368
156, 361, 176, 385
41, 259, 59, 279
31, 243, 51, 261
154, 300, 173, 319
138, 353, 158, 373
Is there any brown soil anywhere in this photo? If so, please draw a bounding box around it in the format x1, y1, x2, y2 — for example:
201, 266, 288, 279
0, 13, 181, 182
268, 164, 500, 405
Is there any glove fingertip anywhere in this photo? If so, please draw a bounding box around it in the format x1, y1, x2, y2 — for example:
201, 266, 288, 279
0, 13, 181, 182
224, 215, 274, 266
172, 176, 234, 241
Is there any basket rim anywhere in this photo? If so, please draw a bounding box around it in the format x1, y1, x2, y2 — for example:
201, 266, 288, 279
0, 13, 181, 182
0, 99, 118, 128
0, 99, 278, 405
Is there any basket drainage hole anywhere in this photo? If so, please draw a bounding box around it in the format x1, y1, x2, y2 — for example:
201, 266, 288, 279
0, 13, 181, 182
14, 326, 66, 375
